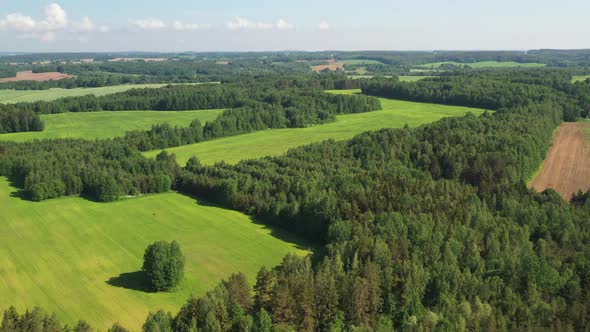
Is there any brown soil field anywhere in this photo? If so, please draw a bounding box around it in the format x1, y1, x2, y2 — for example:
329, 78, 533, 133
531, 122, 590, 200
0, 71, 74, 82
312, 60, 344, 72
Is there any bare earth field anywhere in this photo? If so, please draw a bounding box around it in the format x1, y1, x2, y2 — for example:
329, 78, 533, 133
0, 71, 74, 82
312, 60, 344, 72
531, 122, 590, 200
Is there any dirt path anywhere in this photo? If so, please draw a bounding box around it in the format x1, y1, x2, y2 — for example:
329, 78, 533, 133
531, 122, 590, 200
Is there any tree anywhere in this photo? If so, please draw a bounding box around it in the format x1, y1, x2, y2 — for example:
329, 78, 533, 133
223, 272, 252, 312
253, 308, 272, 332
107, 323, 130, 332
142, 240, 185, 291
73, 320, 93, 332
1, 306, 19, 331
143, 310, 173, 332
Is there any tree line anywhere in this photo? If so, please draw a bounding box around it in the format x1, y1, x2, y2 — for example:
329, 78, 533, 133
0, 81, 380, 200
0, 106, 43, 134
361, 76, 584, 120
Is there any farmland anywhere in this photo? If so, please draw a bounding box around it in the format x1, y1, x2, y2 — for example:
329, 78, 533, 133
0, 177, 310, 330
348, 75, 435, 81
417, 61, 546, 68
340, 59, 384, 65
0, 109, 223, 142
530, 121, 590, 199
0, 71, 74, 83
311, 60, 345, 72
144, 90, 487, 165
0, 84, 184, 103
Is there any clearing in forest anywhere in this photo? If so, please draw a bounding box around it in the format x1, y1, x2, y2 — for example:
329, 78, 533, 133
0, 109, 223, 142
311, 60, 345, 72
0, 178, 310, 331
572, 75, 590, 83
0, 71, 74, 82
144, 90, 487, 165
530, 122, 590, 200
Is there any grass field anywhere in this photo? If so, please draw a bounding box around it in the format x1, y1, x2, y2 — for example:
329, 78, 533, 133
399, 76, 436, 82
0, 177, 310, 330
572, 75, 590, 83
144, 90, 487, 165
417, 61, 546, 69
347, 75, 435, 81
0, 84, 190, 104
340, 59, 384, 65
0, 109, 224, 142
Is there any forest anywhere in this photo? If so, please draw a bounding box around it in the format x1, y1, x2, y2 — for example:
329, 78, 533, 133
1, 58, 590, 331
172, 75, 590, 330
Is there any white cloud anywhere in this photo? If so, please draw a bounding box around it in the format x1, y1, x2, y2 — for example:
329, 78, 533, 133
71, 16, 94, 32
41, 3, 67, 30
276, 18, 294, 30
129, 18, 166, 30
0, 13, 37, 31
227, 17, 273, 31
98, 25, 110, 33
318, 20, 330, 31
0, 3, 102, 42
172, 20, 200, 31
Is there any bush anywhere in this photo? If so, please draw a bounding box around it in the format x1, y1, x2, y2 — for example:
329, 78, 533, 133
142, 240, 185, 291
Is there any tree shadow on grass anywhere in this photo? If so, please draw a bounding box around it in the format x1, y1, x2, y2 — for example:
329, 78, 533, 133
106, 270, 154, 293
177, 191, 320, 258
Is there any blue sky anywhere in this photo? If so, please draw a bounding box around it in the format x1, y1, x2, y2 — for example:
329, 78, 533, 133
0, 0, 588, 52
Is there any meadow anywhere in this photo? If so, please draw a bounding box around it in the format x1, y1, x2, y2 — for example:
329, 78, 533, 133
144, 90, 487, 165
0, 84, 184, 104
417, 61, 546, 68
347, 75, 435, 81
0, 177, 310, 330
0, 109, 223, 141
572, 75, 590, 83
340, 59, 384, 65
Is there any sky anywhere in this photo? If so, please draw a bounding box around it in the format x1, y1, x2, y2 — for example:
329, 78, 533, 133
0, 0, 588, 52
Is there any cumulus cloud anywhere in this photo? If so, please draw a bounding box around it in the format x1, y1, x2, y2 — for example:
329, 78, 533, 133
276, 18, 294, 30
318, 20, 330, 31
129, 18, 166, 30
41, 3, 67, 30
0, 3, 103, 42
227, 17, 273, 31
0, 13, 37, 31
172, 20, 200, 31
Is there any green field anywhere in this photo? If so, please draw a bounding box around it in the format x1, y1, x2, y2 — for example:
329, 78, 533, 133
0, 109, 223, 142
572, 75, 590, 83
347, 75, 434, 81
144, 90, 487, 165
0, 177, 310, 330
340, 59, 384, 65
417, 61, 546, 69
0, 84, 196, 104
0, 84, 173, 104
399, 76, 436, 82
